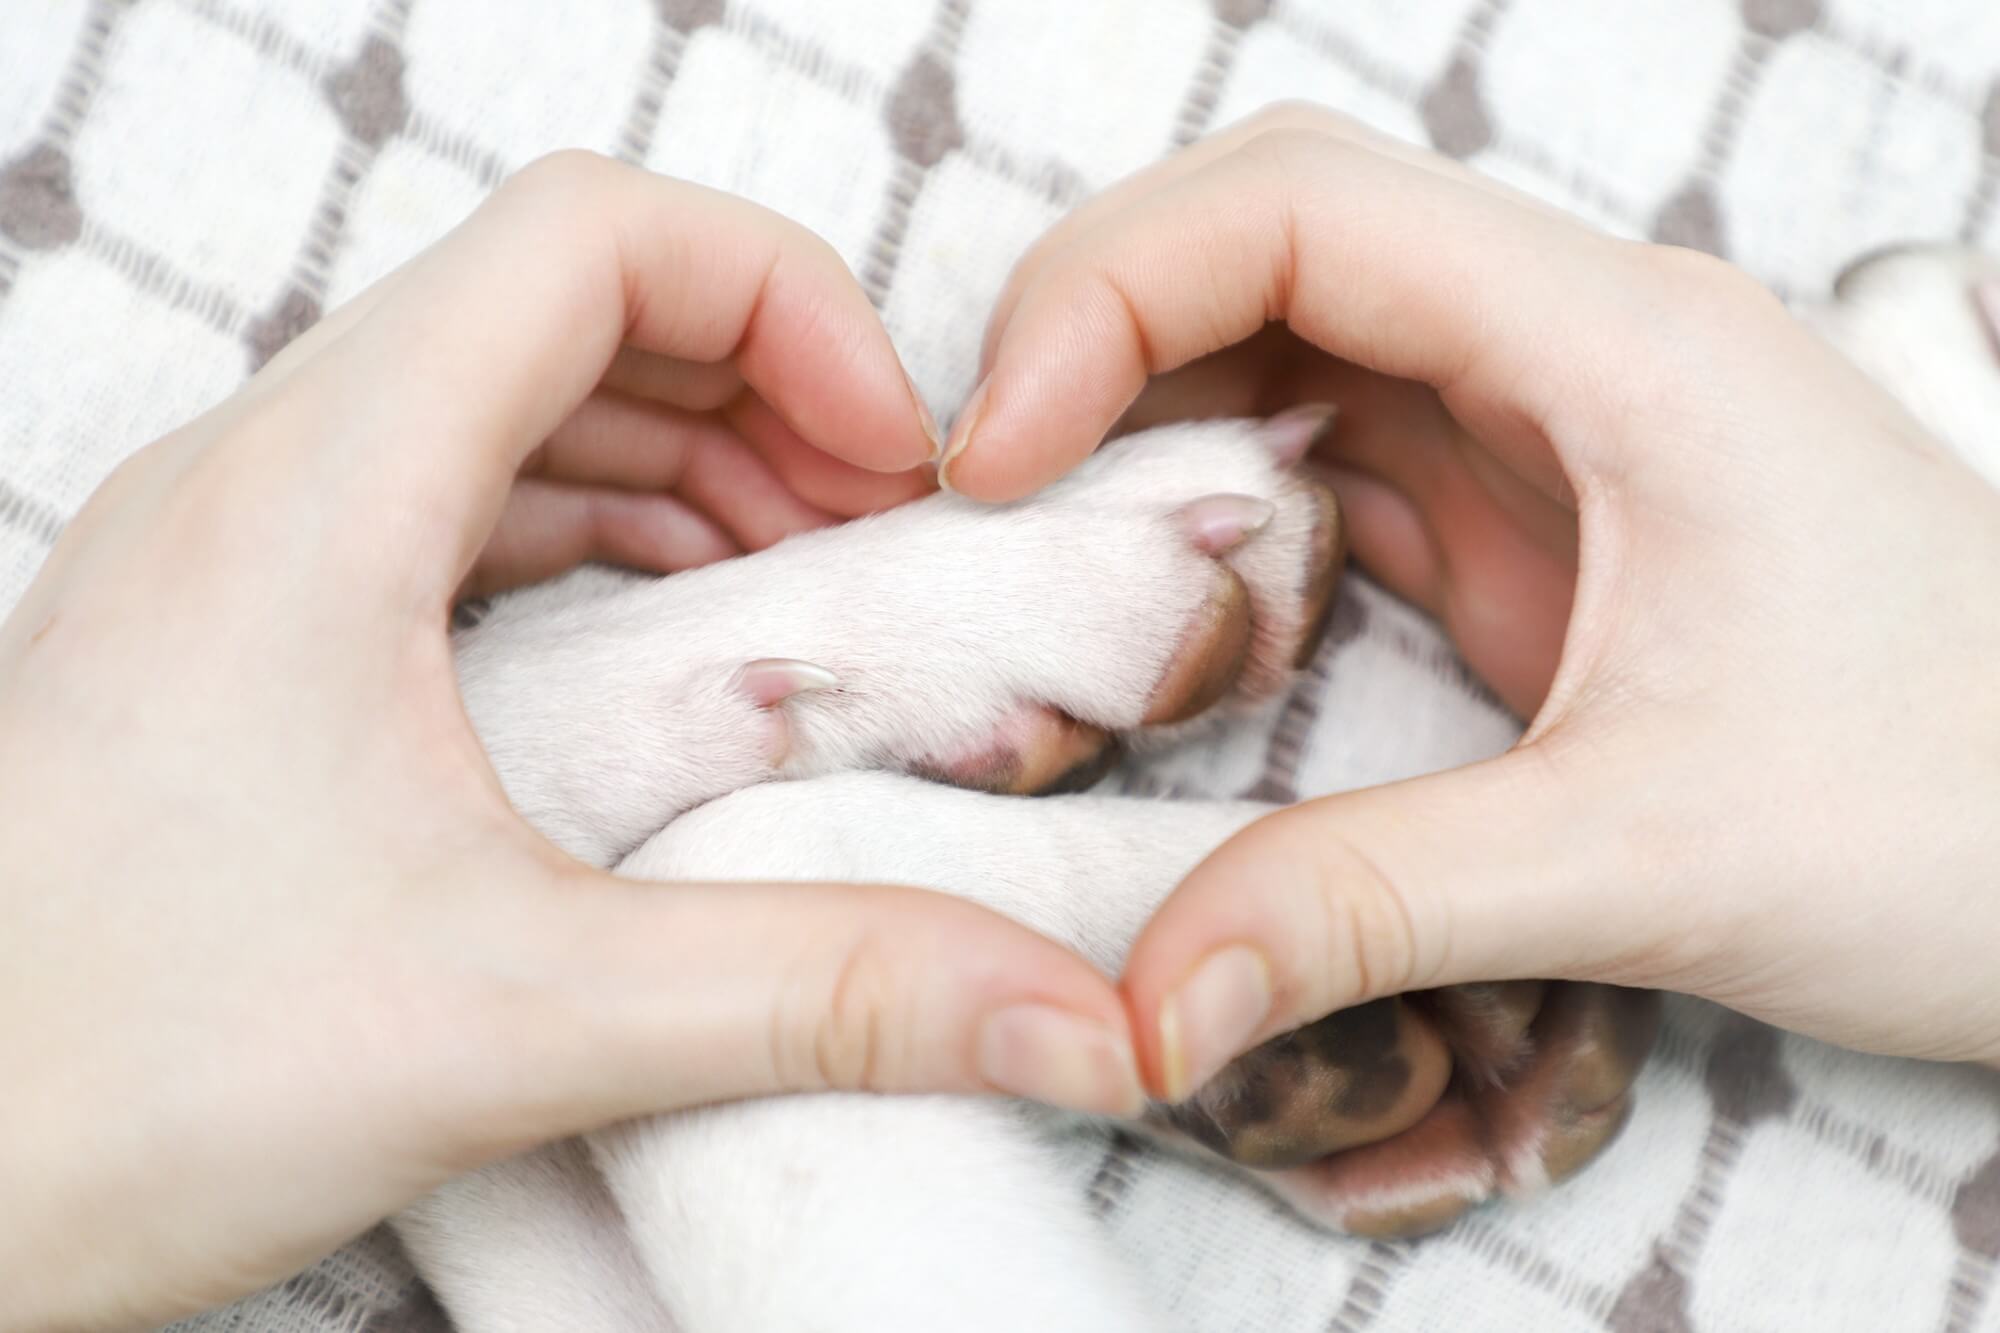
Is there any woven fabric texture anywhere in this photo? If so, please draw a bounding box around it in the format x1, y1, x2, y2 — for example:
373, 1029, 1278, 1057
3, 2, 1998, 1330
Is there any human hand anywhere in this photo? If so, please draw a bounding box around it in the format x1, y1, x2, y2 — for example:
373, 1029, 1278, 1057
948, 103, 2000, 1101
0, 153, 1138, 1332
460, 194, 938, 596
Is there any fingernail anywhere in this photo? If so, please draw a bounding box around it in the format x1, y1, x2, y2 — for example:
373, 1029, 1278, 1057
1179, 494, 1276, 555
906, 370, 943, 461
978, 1004, 1145, 1118
734, 658, 839, 707
937, 376, 990, 495
1158, 946, 1272, 1103
1259, 403, 1339, 467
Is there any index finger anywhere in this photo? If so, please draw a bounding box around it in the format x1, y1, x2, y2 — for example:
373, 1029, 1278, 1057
942, 130, 1626, 502
266, 152, 936, 590
979, 101, 1570, 371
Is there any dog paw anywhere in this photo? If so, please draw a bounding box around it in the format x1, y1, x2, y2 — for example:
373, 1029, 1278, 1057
631, 776, 1659, 1236
454, 412, 1343, 865
1156, 982, 1661, 1237
883, 407, 1344, 796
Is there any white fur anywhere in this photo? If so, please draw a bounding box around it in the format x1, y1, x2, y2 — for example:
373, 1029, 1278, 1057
419, 420, 1315, 1333
606, 784, 1291, 1333
406, 251, 2000, 1333
453, 423, 1316, 866
396, 1139, 672, 1333
411, 782, 1268, 1333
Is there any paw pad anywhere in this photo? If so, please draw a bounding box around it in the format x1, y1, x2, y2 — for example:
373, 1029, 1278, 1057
1158, 983, 1662, 1238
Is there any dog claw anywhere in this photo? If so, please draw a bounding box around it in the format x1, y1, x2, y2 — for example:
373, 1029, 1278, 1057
1256, 403, 1338, 467
1180, 494, 1276, 555
735, 658, 839, 708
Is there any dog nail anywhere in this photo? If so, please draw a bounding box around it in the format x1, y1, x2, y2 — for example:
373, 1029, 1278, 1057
1180, 494, 1276, 555
735, 659, 839, 708
1258, 403, 1339, 466
1158, 946, 1273, 1103
978, 1004, 1146, 1118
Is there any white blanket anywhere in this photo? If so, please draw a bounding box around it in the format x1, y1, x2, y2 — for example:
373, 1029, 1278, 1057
2, 1, 1997, 1329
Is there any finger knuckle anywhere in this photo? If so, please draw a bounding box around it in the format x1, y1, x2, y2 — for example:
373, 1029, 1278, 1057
799, 938, 898, 1092
1294, 821, 1430, 1003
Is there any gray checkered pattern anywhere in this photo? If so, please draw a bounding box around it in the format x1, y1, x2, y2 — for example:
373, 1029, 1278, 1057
3, 2, 1998, 1330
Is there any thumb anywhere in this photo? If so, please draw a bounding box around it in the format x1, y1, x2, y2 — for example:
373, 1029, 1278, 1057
1119, 750, 1662, 1102
466, 870, 1146, 1146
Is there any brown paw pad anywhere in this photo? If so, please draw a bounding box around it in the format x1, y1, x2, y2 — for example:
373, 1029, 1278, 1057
1142, 565, 1255, 726
880, 413, 1351, 801
1155, 982, 1661, 1236
1149, 476, 1345, 720
1159, 997, 1451, 1168
1291, 479, 1345, 670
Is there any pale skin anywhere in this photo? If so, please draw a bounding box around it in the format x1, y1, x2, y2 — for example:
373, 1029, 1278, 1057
4, 106, 1999, 1331
0, 154, 1140, 1333
944, 104, 2000, 1099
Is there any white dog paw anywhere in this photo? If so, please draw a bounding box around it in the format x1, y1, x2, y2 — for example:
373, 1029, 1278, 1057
454, 412, 1343, 864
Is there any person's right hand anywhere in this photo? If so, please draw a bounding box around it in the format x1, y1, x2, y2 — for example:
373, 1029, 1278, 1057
943, 103, 2000, 1097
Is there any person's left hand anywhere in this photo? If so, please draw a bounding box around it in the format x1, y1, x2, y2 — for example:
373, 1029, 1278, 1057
0, 153, 1140, 1333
